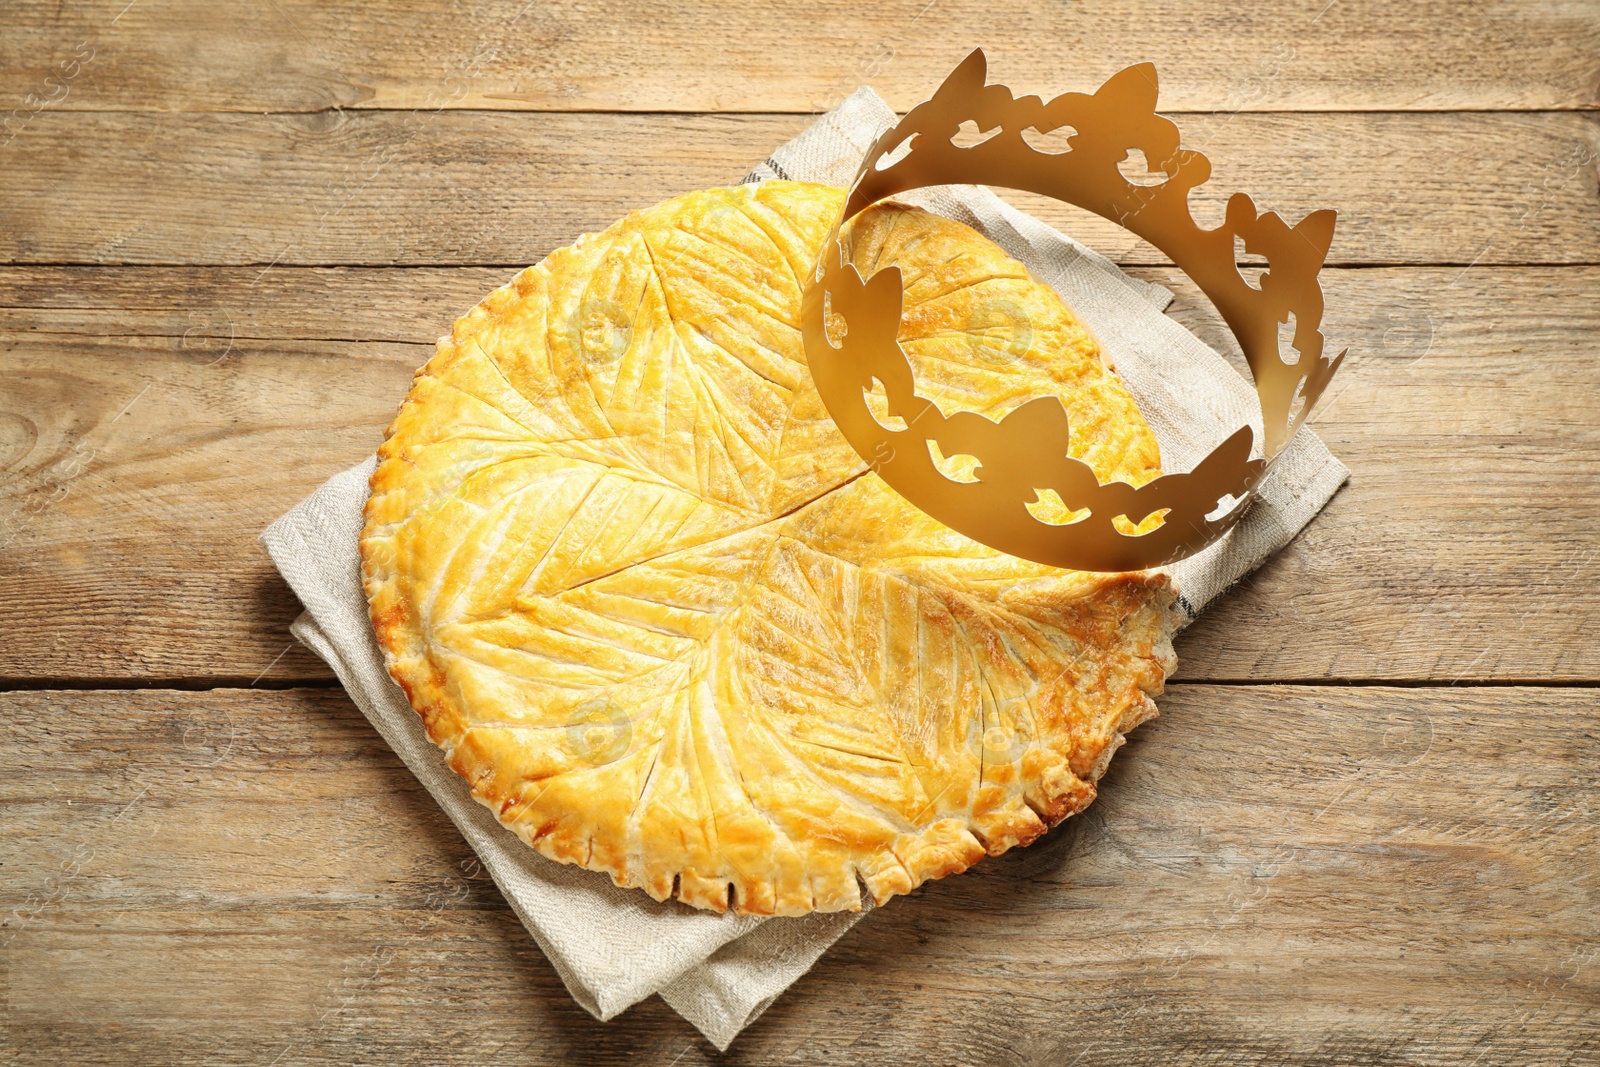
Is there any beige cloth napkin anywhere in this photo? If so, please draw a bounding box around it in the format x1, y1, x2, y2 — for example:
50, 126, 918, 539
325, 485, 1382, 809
261, 86, 1348, 1051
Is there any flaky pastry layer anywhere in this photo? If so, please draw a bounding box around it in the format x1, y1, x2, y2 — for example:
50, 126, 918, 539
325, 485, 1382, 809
362, 182, 1177, 915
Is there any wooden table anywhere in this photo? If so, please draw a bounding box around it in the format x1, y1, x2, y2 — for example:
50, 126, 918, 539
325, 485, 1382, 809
3, 2, 1597, 1062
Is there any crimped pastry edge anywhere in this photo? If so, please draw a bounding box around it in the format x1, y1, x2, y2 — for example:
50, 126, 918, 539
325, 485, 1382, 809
359, 184, 1181, 916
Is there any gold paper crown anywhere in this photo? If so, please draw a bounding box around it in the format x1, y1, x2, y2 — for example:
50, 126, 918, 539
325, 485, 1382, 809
801, 50, 1345, 571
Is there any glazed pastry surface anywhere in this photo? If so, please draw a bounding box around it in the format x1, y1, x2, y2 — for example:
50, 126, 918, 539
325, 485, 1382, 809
362, 181, 1176, 915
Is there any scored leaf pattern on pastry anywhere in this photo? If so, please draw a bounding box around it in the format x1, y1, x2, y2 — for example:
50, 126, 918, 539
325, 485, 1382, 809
362, 182, 1177, 916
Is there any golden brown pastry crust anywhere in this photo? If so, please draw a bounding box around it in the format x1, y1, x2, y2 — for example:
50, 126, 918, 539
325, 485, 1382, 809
361, 181, 1176, 916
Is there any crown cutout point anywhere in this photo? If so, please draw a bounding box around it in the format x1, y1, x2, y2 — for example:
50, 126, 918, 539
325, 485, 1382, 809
799, 49, 1346, 572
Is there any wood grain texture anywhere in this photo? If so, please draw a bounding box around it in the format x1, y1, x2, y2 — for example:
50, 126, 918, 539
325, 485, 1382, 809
3, 685, 1595, 1064
3, 265, 1597, 685
2, 111, 1598, 268
4, 3, 1599, 1061
2, 0, 1598, 114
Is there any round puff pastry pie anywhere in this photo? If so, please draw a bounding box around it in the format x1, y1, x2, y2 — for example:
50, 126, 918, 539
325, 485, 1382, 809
362, 181, 1177, 916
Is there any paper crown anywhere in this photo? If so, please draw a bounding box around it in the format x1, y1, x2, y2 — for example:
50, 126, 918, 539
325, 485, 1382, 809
800, 50, 1345, 572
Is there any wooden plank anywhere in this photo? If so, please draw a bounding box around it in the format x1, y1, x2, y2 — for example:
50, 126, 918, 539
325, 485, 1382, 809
2, 265, 1597, 685
2, 0, 1597, 114
2, 111, 1597, 268
0, 332, 404, 686
1166, 264, 1600, 682
0, 265, 510, 345
2, 684, 1595, 1063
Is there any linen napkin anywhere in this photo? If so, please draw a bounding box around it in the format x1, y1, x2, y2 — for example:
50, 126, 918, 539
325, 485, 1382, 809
261, 85, 1348, 1051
